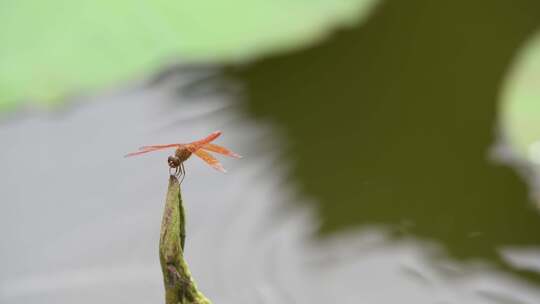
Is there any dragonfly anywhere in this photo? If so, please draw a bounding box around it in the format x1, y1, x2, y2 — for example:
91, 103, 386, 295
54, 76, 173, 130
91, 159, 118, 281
125, 131, 240, 180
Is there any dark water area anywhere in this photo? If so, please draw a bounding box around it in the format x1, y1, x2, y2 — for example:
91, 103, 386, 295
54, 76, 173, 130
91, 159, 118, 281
226, 0, 540, 282
2, 1, 540, 303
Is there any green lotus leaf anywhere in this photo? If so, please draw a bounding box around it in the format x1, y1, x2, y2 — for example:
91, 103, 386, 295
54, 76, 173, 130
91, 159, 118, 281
501, 30, 540, 163
0, 0, 379, 112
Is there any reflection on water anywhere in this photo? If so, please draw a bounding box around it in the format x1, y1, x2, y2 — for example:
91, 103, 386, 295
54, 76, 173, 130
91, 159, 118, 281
226, 0, 540, 284
0, 75, 540, 303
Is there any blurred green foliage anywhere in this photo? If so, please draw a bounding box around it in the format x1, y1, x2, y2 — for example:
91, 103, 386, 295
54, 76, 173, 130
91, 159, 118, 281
0, 0, 378, 111
501, 30, 540, 159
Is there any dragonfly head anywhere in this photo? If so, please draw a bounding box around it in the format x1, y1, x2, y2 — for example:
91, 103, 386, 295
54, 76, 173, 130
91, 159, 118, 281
167, 155, 181, 168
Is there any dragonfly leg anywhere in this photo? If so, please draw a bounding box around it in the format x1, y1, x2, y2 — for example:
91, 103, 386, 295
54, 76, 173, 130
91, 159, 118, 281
179, 163, 186, 184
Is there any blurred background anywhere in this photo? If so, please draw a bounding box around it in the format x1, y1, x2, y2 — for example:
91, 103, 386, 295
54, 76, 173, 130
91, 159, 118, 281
2, 1, 540, 303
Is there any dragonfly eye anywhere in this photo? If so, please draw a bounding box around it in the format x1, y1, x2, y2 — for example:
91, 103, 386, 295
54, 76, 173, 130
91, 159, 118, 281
167, 156, 181, 168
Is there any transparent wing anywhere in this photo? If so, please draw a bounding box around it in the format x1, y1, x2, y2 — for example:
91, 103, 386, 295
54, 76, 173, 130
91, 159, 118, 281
124, 144, 180, 157
193, 149, 226, 173
201, 143, 241, 158
138, 144, 182, 150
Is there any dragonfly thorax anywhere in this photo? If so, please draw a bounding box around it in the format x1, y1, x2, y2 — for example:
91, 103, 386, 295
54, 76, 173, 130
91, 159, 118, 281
167, 148, 192, 169
175, 147, 192, 163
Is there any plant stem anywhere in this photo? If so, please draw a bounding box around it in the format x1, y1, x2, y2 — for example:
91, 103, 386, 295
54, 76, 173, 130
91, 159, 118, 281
159, 175, 211, 304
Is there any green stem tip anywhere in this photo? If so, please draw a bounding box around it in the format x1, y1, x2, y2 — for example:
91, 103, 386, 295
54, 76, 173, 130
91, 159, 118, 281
159, 175, 211, 304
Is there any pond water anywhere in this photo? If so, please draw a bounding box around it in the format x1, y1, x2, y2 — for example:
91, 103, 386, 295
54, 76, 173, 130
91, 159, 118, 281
3, 2, 540, 304
0, 70, 540, 304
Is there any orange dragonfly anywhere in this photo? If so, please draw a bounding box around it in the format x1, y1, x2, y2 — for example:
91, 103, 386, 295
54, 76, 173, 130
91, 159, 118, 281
125, 131, 240, 178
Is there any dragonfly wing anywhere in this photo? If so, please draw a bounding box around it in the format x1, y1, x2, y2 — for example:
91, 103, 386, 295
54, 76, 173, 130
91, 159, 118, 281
188, 131, 222, 152
125, 148, 160, 157
193, 149, 226, 173
124, 144, 180, 157
202, 143, 241, 158
139, 144, 182, 150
